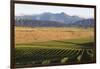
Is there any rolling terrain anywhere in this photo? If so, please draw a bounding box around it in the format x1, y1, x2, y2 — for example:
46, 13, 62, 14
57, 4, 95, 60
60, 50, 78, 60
15, 12, 95, 67
15, 27, 95, 67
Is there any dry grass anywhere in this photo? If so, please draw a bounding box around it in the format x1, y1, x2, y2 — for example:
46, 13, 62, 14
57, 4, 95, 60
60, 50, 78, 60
15, 27, 94, 44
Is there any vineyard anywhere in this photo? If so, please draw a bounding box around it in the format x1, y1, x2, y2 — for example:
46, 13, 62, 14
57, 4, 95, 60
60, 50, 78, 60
15, 47, 95, 65
15, 37, 95, 67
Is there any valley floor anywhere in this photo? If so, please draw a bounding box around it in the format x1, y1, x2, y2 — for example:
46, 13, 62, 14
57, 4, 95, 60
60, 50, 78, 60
14, 27, 95, 67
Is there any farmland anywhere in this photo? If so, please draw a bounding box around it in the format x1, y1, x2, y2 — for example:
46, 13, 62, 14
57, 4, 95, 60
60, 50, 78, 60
15, 27, 94, 43
15, 27, 95, 67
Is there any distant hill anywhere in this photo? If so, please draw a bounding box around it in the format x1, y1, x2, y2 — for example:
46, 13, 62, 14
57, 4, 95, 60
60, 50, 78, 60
15, 19, 68, 27
15, 12, 94, 28
69, 18, 94, 28
15, 12, 84, 24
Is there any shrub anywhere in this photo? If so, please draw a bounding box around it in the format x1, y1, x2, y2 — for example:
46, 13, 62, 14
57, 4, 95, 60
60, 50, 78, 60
77, 55, 82, 62
61, 57, 68, 64
42, 60, 51, 64
31, 61, 36, 64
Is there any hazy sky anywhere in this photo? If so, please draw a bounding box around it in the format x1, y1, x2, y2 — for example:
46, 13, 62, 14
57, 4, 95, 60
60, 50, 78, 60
15, 4, 94, 18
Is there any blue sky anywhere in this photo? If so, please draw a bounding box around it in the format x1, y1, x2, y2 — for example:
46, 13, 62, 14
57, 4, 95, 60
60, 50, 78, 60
15, 4, 94, 18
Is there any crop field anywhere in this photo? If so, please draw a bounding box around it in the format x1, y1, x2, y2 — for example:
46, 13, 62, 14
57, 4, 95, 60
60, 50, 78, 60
15, 27, 95, 67
15, 27, 94, 43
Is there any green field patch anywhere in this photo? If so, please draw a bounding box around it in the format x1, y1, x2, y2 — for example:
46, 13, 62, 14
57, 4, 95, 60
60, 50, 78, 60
16, 37, 94, 49
15, 37, 95, 66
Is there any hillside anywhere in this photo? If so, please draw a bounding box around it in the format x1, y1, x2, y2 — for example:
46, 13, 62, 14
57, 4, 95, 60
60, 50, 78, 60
15, 12, 94, 28
15, 19, 68, 27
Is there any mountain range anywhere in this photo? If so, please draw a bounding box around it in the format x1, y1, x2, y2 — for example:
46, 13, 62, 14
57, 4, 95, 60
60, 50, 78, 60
15, 12, 94, 27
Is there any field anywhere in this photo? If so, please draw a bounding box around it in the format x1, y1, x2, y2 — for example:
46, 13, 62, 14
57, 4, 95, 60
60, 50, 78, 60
15, 27, 94, 43
15, 27, 95, 67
